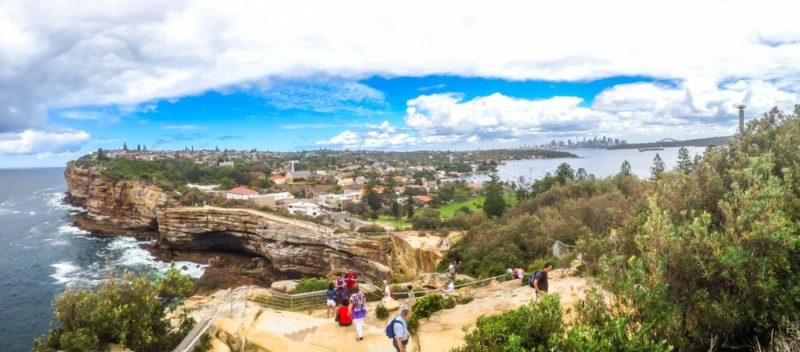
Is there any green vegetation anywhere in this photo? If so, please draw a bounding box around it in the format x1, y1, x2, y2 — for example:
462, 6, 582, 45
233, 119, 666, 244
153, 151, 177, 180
447, 106, 800, 350
290, 277, 330, 294
606, 135, 731, 150
77, 157, 273, 192
438, 196, 485, 217
483, 173, 507, 217
452, 293, 670, 351
33, 269, 198, 352
375, 304, 389, 320
375, 215, 411, 230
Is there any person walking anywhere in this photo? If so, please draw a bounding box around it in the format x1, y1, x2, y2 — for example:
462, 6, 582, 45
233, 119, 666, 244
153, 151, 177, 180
406, 284, 415, 305
388, 307, 411, 352
532, 262, 553, 299
383, 280, 392, 298
348, 284, 368, 341
326, 283, 337, 318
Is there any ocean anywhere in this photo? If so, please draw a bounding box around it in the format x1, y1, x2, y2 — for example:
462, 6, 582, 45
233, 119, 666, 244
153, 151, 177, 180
0, 168, 206, 352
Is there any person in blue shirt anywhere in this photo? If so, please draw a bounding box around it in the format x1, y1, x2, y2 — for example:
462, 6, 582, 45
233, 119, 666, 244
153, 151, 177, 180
326, 283, 336, 318
391, 307, 411, 352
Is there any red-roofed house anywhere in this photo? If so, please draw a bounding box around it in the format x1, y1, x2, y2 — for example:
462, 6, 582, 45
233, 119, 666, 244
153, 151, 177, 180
226, 187, 259, 200
269, 175, 286, 185
417, 195, 433, 203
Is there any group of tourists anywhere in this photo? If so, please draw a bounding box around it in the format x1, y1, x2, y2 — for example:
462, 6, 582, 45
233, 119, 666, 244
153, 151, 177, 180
323, 269, 410, 351
446, 260, 460, 279
509, 267, 525, 280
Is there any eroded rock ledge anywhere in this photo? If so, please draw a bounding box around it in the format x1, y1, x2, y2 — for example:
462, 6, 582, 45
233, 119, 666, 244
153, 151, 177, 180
64, 162, 400, 281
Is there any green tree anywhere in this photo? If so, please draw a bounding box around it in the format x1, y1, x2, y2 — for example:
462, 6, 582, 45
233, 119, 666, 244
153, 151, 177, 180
675, 146, 693, 173
122, 142, 128, 151
483, 172, 506, 218
410, 208, 442, 230
391, 199, 402, 220
649, 153, 664, 180
555, 162, 575, 184
136, 144, 141, 151
96, 148, 108, 161
406, 193, 415, 218
575, 168, 590, 181
618, 160, 632, 176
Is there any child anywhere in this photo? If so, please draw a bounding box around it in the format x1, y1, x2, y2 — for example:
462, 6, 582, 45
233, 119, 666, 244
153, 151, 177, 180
326, 283, 336, 318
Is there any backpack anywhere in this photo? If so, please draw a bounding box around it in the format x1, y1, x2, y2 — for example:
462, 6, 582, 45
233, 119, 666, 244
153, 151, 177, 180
529, 271, 541, 288
385, 318, 405, 339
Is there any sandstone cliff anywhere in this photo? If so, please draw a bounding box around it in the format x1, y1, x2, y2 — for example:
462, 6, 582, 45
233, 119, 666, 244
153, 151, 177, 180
65, 162, 168, 231
63, 162, 393, 281
159, 207, 391, 280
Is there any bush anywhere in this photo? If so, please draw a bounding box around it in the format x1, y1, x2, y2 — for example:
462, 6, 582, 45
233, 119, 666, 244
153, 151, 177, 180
358, 224, 386, 233
290, 277, 330, 294
155, 267, 194, 300
33, 272, 197, 352
410, 208, 442, 230
376, 304, 389, 320
58, 328, 100, 352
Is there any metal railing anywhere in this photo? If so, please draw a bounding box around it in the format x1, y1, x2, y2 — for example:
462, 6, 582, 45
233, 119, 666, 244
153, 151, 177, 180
251, 282, 381, 311
172, 288, 233, 352
251, 274, 510, 311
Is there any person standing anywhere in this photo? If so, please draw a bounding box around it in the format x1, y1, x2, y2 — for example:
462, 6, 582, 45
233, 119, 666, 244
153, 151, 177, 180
326, 283, 337, 318
447, 262, 456, 279
532, 262, 553, 299
335, 273, 346, 303
344, 269, 358, 295
383, 280, 392, 298
389, 307, 411, 352
349, 284, 368, 341
406, 284, 415, 304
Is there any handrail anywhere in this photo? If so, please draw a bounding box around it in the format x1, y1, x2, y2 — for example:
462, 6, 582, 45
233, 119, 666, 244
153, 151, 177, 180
172, 288, 233, 352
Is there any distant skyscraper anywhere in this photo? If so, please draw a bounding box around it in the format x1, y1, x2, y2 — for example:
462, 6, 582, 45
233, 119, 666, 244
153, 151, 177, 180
736, 105, 746, 134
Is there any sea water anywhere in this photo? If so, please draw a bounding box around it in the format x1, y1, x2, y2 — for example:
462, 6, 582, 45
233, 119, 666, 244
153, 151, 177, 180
0, 168, 206, 352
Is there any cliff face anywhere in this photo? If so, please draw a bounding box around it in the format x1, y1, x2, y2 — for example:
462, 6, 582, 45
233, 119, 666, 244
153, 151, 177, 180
159, 207, 391, 281
65, 163, 168, 231
390, 232, 447, 278
63, 162, 393, 281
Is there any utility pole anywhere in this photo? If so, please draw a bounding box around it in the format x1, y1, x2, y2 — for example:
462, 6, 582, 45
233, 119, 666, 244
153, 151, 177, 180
736, 104, 746, 135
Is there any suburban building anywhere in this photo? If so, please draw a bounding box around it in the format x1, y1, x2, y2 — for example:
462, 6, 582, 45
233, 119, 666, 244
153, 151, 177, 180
288, 201, 321, 217
269, 174, 286, 185
219, 160, 235, 167
186, 184, 220, 192
253, 192, 295, 208
226, 187, 259, 200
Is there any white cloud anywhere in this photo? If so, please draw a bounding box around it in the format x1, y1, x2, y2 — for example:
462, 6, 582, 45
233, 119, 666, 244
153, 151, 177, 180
163, 124, 205, 131
1, 0, 799, 135
0, 129, 90, 155
316, 122, 416, 148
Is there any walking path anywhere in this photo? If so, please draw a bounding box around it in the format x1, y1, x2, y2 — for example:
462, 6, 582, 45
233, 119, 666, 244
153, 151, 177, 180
183, 274, 589, 352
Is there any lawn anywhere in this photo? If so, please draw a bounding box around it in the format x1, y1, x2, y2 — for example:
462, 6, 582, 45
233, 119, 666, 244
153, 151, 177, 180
375, 215, 412, 230
438, 194, 518, 218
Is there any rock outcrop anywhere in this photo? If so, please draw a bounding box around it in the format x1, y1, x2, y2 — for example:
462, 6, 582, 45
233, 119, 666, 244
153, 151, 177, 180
65, 163, 167, 231
158, 207, 392, 281
391, 232, 454, 278
64, 162, 393, 281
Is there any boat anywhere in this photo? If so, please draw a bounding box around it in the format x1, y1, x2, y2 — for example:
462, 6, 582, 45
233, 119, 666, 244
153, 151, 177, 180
638, 147, 664, 152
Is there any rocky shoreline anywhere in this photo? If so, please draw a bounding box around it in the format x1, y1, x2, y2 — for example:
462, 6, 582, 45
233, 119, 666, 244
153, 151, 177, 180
63, 162, 443, 288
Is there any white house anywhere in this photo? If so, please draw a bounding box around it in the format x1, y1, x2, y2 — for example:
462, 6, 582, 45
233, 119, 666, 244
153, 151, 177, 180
226, 187, 259, 200
288, 201, 321, 217
186, 184, 220, 192
263, 192, 293, 201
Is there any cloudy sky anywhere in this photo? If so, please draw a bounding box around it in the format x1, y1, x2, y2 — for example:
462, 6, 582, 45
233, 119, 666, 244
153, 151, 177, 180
1, 0, 799, 167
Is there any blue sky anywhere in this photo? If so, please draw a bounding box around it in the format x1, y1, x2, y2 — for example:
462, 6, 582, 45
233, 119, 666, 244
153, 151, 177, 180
1, 1, 799, 167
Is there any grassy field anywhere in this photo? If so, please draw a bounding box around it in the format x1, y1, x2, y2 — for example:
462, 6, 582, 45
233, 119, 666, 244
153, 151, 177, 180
438, 194, 518, 218
375, 215, 412, 230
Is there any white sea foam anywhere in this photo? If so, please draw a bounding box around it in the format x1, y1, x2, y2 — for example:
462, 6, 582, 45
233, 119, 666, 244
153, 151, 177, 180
50, 261, 80, 285
0, 201, 21, 215
58, 224, 90, 236
45, 192, 84, 213
107, 237, 208, 278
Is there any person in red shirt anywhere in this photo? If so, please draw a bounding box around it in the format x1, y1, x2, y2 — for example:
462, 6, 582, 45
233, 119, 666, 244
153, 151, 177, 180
336, 299, 352, 326
344, 268, 358, 295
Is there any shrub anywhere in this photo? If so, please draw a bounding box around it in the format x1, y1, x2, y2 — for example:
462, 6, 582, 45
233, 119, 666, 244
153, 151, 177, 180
376, 304, 389, 320
358, 224, 386, 233
290, 277, 330, 294
410, 208, 442, 230
155, 267, 194, 300
33, 272, 197, 352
